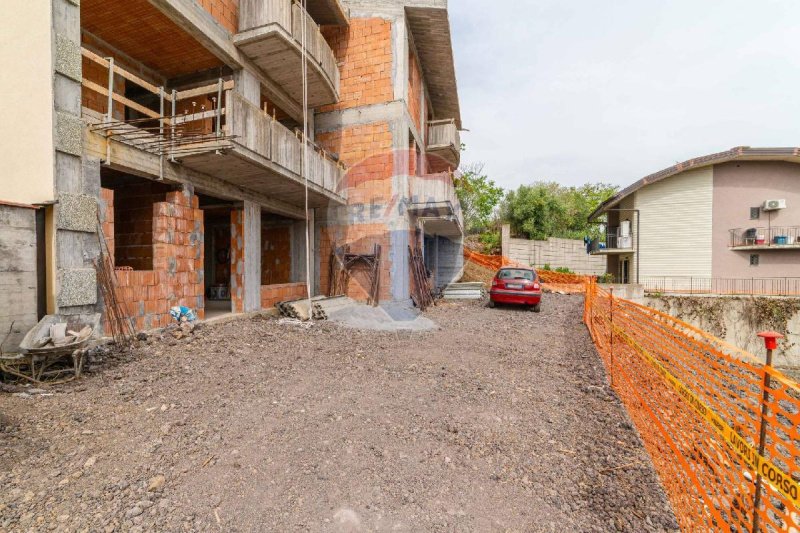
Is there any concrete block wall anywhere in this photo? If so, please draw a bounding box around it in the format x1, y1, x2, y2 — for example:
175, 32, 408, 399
0, 204, 39, 352
502, 226, 606, 275
105, 188, 205, 331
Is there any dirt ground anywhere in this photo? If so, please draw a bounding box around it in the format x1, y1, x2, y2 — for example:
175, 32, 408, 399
0, 295, 678, 532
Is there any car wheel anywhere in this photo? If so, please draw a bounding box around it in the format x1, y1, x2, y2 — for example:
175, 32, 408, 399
487, 300, 495, 308
532, 303, 541, 313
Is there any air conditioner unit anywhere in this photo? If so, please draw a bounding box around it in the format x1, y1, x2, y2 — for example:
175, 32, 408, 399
763, 199, 787, 211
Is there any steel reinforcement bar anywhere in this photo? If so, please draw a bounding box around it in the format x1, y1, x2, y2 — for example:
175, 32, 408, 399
583, 279, 800, 532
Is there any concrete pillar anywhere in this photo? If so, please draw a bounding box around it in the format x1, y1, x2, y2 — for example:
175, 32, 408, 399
501, 224, 511, 258
51, 0, 102, 318
289, 211, 316, 294
234, 69, 261, 107
243, 201, 261, 312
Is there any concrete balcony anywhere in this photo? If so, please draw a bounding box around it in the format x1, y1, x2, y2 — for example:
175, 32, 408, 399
426, 119, 460, 171
235, 0, 340, 108
730, 226, 800, 250
408, 172, 463, 237
589, 227, 634, 255
180, 91, 346, 207
80, 49, 345, 210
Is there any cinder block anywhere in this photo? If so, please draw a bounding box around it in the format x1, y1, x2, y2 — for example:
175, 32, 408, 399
55, 112, 82, 156
57, 268, 97, 307
56, 192, 97, 233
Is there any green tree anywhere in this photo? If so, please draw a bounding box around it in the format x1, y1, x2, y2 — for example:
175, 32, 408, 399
502, 181, 618, 240
454, 163, 505, 234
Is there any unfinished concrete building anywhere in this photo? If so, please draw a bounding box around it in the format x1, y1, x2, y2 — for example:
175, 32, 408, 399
0, 0, 463, 346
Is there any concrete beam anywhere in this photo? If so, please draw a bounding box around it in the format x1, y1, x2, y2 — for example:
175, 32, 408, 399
84, 128, 306, 219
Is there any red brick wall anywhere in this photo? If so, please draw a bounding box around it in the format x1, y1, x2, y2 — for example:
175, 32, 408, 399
317, 121, 397, 303
113, 184, 172, 271
317, 122, 394, 204
81, 34, 126, 119
262, 226, 291, 285
261, 282, 306, 309
230, 209, 245, 313
319, 224, 392, 302
320, 19, 393, 113
197, 0, 239, 33
112, 190, 205, 331
408, 50, 423, 133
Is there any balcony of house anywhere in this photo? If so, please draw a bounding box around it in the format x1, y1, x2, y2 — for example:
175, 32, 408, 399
407, 172, 463, 237
426, 119, 461, 172
729, 226, 800, 250
235, 0, 341, 108
589, 226, 635, 255
81, 49, 346, 208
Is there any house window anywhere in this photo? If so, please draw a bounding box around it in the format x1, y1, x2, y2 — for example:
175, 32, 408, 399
750, 207, 760, 220
750, 254, 760, 267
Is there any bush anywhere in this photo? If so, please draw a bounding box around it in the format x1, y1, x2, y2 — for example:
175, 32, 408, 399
478, 231, 501, 255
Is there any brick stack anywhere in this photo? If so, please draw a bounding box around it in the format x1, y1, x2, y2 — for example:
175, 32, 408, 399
110, 189, 205, 332
260, 282, 307, 309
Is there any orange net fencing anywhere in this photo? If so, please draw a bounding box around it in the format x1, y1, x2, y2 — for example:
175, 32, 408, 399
584, 279, 800, 532
462, 249, 592, 293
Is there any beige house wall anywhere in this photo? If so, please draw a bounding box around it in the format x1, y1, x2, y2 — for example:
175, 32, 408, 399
0, 1, 56, 204
712, 161, 800, 278
635, 167, 713, 279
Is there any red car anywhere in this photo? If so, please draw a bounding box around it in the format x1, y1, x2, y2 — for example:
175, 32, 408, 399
488, 267, 542, 312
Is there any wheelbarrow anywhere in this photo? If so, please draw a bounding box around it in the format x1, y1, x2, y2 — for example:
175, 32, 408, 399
0, 314, 100, 384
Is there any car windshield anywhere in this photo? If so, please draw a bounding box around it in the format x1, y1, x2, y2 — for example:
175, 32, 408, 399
497, 269, 534, 281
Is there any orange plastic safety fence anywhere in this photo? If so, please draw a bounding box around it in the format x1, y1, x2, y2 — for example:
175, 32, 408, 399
583, 280, 800, 532
462, 249, 592, 294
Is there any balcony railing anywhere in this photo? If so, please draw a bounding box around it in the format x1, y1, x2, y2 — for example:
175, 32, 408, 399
236, 0, 340, 107
426, 119, 460, 170
641, 276, 800, 296
223, 90, 345, 198
589, 227, 634, 254
81, 48, 345, 205
730, 226, 800, 248
409, 172, 464, 232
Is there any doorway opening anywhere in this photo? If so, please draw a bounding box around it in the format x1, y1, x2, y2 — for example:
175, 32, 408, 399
199, 194, 236, 320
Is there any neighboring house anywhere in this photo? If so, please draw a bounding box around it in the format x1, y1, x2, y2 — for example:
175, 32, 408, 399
0, 0, 462, 348
588, 147, 800, 292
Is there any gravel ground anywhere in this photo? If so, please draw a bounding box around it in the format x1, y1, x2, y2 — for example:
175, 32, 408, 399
0, 295, 678, 532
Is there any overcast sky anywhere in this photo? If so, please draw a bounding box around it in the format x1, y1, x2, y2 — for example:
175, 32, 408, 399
449, 0, 800, 190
